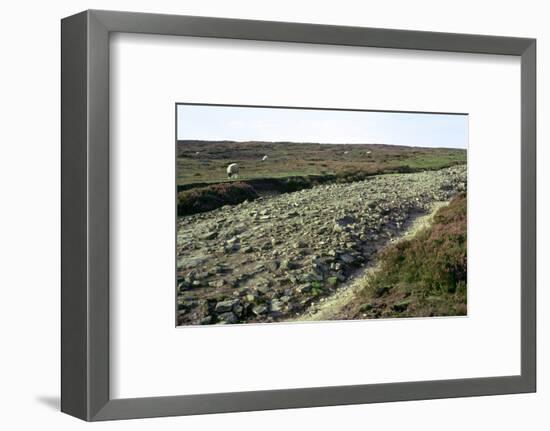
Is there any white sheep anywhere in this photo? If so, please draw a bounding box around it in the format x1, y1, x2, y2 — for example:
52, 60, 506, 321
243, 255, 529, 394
227, 163, 239, 179
262, 155, 268, 161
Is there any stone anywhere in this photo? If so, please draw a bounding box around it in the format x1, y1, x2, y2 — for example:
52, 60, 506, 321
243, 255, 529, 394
224, 243, 240, 253
333, 215, 357, 232
211, 265, 225, 274
214, 299, 239, 313
280, 259, 300, 270
270, 299, 283, 312
256, 284, 270, 295
307, 272, 324, 282
297, 284, 312, 293
312, 263, 327, 274
339, 254, 355, 265
201, 231, 217, 240
260, 242, 272, 250
335, 272, 347, 282
213, 279, 226, 288
178, 255, 207, 270
177, 282, 190, 293
199, 316, 213, 325
245, 294, 257, 303
252, 304, 268, 316
217, 312, 239, 324
293, 240, 307, 249
267, 260, 280, 271
233, 304, 244, 317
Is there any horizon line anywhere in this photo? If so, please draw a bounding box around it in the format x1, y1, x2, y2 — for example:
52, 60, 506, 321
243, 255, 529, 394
176, 139, 467, 150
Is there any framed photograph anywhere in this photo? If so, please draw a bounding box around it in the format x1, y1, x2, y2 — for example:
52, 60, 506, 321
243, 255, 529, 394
61, 10, 536, 421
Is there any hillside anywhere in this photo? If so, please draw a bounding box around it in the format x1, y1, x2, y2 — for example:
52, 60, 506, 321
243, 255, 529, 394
177, 140, 466, 186
177, 165, 467, 325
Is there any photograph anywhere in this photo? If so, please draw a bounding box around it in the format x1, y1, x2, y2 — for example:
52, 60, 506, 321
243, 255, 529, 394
176, 104, 468, 326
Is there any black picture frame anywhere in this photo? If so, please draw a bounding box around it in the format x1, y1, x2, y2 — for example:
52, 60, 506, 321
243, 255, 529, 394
61, 9, 536, 421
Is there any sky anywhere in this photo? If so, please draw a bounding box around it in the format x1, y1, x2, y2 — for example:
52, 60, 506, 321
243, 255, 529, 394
177, 104, 468, 149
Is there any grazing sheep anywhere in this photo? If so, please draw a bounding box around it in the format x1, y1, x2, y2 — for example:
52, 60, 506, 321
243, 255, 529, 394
262, 155, 268, 161
227, 163, 239, 179
344, 151, 350, 155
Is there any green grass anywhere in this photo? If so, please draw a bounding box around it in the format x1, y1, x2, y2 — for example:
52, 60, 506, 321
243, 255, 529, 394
358, 193, 467, 318
177, 140, 466, 186
176, 140, 466, 216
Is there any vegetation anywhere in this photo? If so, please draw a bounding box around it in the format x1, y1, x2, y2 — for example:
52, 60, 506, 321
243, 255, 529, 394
357, 193, 467, 318
177, 140, 466, 186
177, 182, 258, 216
177, 140, 467, 215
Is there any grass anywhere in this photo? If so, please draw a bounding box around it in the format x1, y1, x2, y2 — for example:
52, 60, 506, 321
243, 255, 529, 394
357, 193, 467, 318
177, 140, 466, 186
177, 140, 466, 215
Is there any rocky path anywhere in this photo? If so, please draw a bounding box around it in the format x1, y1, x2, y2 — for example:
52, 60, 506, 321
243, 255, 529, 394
290, 201, 448, 322
177, 165, 467, 325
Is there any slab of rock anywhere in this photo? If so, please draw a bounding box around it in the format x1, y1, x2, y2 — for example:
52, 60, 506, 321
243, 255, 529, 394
214, 299, 239, 314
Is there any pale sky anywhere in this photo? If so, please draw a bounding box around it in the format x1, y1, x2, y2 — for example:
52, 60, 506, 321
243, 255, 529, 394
177, 104, 468, 149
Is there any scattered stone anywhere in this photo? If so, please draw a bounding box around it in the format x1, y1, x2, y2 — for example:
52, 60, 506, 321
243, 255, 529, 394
199, 316, 213, 325
270, 299, 283, 312
207, 279, 225, 288
267, 260, 280, 271
280, 259, 300, 270
201, 231, 217, 240
297, 284, 312, 293
218, 312, 239, 324
214, 299, 239, 313
256, 284, 270, 295
252, 304, 269, 316
245, 294, 257, 303
339, 254, 355, 265
293, 240, 307, 249
177, 165, 467, 325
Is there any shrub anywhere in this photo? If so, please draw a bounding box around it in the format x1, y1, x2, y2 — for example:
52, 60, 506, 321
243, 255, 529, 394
281, 177, 312, 192
177, 182, 258, 216
373, 193, 466, 293
361, 193, 467, 316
